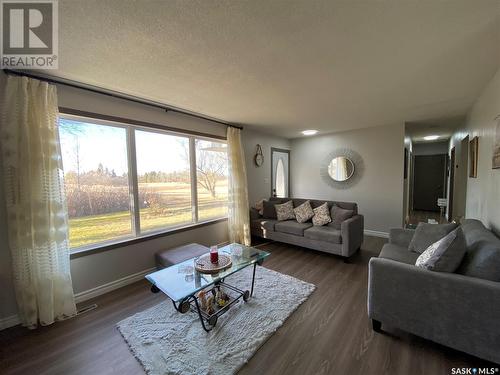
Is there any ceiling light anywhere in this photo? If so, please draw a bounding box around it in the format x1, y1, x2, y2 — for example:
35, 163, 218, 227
302, 130, 318, 136
424, 135, 439, 141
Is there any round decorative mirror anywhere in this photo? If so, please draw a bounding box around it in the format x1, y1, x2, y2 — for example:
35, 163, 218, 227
328, 156, 355, 182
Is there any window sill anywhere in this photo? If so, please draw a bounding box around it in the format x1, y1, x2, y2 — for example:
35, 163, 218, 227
70, 217, 228, 259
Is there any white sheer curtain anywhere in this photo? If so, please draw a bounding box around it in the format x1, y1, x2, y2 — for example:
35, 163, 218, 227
227, 127, 251, 246
1, 76, 76, 328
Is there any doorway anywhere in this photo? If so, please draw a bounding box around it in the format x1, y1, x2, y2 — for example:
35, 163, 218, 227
448, 147, 455, 220
271, 148, 290, 198
413, 154, 447, 212
452, 136, 469, 221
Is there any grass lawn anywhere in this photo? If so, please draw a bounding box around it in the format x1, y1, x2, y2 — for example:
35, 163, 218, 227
69, 205, 227, 248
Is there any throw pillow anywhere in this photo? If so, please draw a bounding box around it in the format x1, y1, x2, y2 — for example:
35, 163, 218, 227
456, 245, 500, 282
275, 200, 295, 221
312, 202, 332, 226
415, 227, 466, 272
262, 200, 277, 219
254, 199, 264, 216
408, 222, 458, 254
330, 205, 354, 229
294, 200, 315, 223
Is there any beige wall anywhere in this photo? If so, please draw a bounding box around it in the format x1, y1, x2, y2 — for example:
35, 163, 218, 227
242, 129, 290, 205
403, 136, 413, 223
0, 73, 229, 322
290, 123, 405, 234
449, 68, 500, 234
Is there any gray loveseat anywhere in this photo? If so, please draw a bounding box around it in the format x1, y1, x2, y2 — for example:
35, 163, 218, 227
368, 219, 500, 364
250, 197, 364, 259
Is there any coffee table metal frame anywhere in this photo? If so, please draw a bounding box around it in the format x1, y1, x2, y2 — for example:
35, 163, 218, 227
150, 258, 264, 332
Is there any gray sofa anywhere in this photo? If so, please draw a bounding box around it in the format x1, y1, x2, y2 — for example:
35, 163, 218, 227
250, 197, 364, 258
368, 219, 500, 364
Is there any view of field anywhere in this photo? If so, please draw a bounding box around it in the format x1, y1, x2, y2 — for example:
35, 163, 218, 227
68, 182, 228, 248
59, 118, 228, 249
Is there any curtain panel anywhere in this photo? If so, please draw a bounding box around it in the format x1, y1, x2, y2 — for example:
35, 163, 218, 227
1, 76, 76, 328
226, 127, 251, 246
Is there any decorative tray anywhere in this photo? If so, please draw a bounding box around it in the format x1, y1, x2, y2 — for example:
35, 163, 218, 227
195, 254, 232, 274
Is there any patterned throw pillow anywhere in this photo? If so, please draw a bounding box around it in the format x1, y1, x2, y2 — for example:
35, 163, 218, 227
294, 200, 314, 223
275, 200, 295, 221
330, 205, 354, 229
415, 227, 466, 272
409, 222, 458, 254
312, 202, 331, 226
254, 199, 265, 215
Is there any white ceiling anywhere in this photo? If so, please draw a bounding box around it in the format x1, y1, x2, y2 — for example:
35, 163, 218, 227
405, 116, 464, 144
49, 0, 500, 138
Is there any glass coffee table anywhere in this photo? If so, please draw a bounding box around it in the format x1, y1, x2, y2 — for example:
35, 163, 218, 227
146, 243, 270, 332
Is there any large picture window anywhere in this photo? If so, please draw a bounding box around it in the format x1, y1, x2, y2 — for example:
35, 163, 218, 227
58, 114, 228, 250
59, 118, 133, 247
195, 139, 228, 221
136, 130, 193, 232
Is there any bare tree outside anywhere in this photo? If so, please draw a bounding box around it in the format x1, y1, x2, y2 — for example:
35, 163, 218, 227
59, 118, 229, 248
195, 140, 227, 198
59, 119, 85, 190
179, 139, 228, 198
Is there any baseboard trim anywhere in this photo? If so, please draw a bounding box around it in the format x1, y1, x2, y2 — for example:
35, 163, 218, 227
75, 267, 156, 304
364, 230, 389, 238
0, 314, 21, 330
1, 267, 157, 331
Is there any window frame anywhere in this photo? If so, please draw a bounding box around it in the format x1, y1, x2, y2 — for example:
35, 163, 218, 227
58, 110, 228, 255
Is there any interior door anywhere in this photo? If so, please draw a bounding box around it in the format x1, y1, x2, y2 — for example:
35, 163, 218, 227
413, 154, 446, 212
448, 147, 455, 221
453, 136, 469, 220
271, 148, 290, 198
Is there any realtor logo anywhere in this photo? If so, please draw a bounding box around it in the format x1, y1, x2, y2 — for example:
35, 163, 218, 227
1, 0, 58, 69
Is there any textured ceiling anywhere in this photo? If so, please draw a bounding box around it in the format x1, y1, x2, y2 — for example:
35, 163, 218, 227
405, 116, 464, 144
48, 0, 500, 138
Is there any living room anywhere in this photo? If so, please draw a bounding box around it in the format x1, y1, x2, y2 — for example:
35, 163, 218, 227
0, 1, 499, 374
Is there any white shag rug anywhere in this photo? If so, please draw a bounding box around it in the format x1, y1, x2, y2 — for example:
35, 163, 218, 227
117, 266, 315, 375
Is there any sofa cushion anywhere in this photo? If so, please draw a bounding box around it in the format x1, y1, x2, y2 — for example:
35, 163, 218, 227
262, 200, 277, 219
379, 244, 420, 265
408, 222, 458, 254
312, 202, 332, 226
329, 205, 354, 229
252, 218, 278, 232
275, 220, 313, 236
461, 219, 500, 249
304, 226, 342, 243
415, 227, 466, 272
294, 200, 315, 223
456, 219, 500, 281
457, 245, 500, 282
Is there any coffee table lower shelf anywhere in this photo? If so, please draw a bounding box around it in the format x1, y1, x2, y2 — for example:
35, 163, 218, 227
151, 261, 260, 332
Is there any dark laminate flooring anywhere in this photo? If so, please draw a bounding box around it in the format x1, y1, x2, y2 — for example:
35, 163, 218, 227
0, 236, 493, 375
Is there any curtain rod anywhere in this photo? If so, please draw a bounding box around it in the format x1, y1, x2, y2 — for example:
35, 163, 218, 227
2, 69, 243, 130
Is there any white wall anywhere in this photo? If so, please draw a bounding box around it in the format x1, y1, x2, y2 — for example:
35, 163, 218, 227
291, 124, 404, 233
290, 123, 405, 234
0, 73, 229, 323
403, 136, 413, 222
241, 129, 290, 205
450, 68, 500, 234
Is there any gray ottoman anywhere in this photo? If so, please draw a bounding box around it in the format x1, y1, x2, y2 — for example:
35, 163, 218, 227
155, 243, 209, 269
